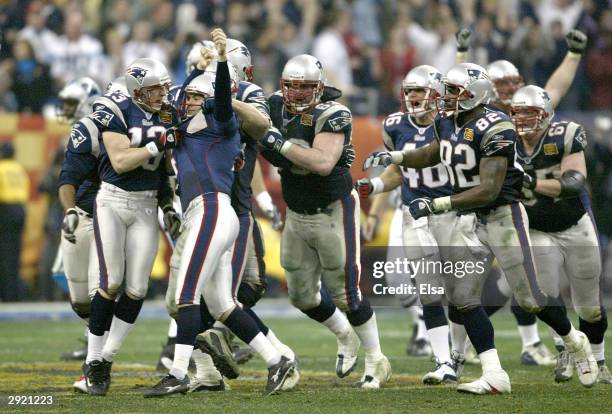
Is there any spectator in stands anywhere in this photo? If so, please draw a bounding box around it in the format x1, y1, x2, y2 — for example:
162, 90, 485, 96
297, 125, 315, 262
586, 9, 612, 109
122, 19, 168, 68
471, 15, 505, 66
17, 0, 58, 64
536, 0, 583, 35
378, 23, 415, 114
10, 38, 53, 113
0, 142, 30, 302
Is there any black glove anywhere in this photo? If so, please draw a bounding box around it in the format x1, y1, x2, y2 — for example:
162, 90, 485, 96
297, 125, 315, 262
162, 206, 182, 241
260, 131, 288, 153
522, 164, 537, 190
154, 127, 177, 151
408, 197, 435, 219
363, 151, 393, 170
265, 205, 283, 231
456, 28, 472, 52
355, 178, 373, 198
62, 208, 79, 244
234, 147, 246, 171
337, 144, 356, 168
565, 29, 587, 54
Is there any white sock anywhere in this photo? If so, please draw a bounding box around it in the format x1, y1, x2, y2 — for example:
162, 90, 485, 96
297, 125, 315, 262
321, 308, 352, 337
479, 348, 503, 373
249, 332, 281, 367
213, 320, 225, 329
562, 326, 584, 351
86, 331, 105, 363
266, 329, 295, 360
167, 318, 177, 338
517, 323, 540, 349
192, 348, 221, 381
352, 313, 383, 359
591, 340, 605, 363
450, 321, 467, 355
415, 307, 427, 340
169, 344, 193, 380
101, 317, 135, 362
428, 325, 451, 363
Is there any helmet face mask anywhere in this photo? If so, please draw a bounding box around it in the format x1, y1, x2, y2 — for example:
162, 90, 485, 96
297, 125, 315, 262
510, 85, 554, 137
56, 77, 102, 123
511, 106, 547, 136
56, 98, 80, 122
133, 83, 171, 113
280, 54, 325, 114
437, 63, 491, 118
401, 65, 443, 117
493, 75, 524, 105
126, 58, 172, 113
436, 83, 472, 118
180, 72, 215, 118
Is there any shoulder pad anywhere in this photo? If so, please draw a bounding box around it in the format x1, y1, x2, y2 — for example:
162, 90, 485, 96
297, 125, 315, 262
314, 102, 352, 135
563, 121, 587, 155
91, 92, 129, 129
68, 117, 101, 157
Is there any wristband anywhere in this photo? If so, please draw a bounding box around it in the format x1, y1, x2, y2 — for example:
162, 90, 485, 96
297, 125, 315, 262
278, 141, 293, 156
146, 141, 160, 157
567, 51, 582, 59
370, 177, 384, 195
389, 151, 404, 165
432, 196, 452, 212
256, 191, 274, 212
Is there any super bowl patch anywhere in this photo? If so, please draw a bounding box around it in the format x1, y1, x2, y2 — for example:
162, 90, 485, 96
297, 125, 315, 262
543, 143, 559, 155
160, 111, 173, 124
300, 114, 313, 126
464, 128, 474, 141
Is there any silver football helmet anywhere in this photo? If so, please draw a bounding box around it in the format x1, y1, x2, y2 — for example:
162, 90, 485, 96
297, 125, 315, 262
106, 76, 129, 95
401, 65, 444, 115
185, 40, 216, 76
510, 85, 554, 136
438, 63, 492, 117
487, 60, 524, 105
280, 54, 324, 113
125, 58, 171, 113
226, 38, 253, 82
57, 77, 102, 123
202, 59, 239, 96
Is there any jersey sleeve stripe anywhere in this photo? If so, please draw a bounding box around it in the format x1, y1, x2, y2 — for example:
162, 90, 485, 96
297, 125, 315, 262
382, 128, 394, 151
80, 117, 101, 158
481, 121, 515, 148
564, 122, 579, 156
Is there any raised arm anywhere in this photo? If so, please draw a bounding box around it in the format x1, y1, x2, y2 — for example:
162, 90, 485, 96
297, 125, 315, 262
544, 30, 587, 108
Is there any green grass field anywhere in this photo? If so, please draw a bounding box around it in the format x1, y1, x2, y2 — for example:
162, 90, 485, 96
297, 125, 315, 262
0, 310, 610, 413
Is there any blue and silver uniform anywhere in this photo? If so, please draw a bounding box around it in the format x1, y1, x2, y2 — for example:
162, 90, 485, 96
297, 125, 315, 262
434, 105, 523, 213
517, 120, 588, 232
58, 117, 102, 214
90, 90, 176, 193
231, 80, 270, 215
382, 112, 451, 205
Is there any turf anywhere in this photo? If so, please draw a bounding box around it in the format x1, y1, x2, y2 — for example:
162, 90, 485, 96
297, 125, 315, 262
0, 310, 610, 413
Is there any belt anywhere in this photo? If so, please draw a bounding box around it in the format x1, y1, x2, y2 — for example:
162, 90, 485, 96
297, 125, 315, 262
291, 206, 333, 216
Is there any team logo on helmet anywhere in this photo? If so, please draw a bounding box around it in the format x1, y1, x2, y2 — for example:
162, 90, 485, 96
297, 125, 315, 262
430, 72, 442, 82
467, 69, 482, 81
539, 90, 551, 102
70, 128, 87, 149
127, 67, 148, 84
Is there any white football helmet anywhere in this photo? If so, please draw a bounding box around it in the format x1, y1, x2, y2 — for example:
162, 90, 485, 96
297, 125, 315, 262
182, 72, 216, 117
401, 65, 444, 115
185, 40, 216, 76
280, 54, 324, 114
106, 76, 129, 95
487, 60, 524, 105
510, 85, 554, 136
438, 63, 492, 117
57, 77, 102, 122
202, 59, 239, 96
226, 38, 253, 82
125, 58, 171, 113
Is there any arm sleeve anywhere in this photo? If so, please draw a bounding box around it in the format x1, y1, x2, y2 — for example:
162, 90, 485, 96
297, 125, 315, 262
58, 151, 98, 188
214, 61, 233, 123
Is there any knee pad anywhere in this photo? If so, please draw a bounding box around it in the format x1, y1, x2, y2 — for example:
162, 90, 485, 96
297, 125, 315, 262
203, 290, 235, 321
346, 299, 373, 326
576, 306, 603, 324
71, 301, 91, 320
579, 308, 607, 345
237, 282, 265, 308
289, 291, 320, 311
115, 294, 144, 324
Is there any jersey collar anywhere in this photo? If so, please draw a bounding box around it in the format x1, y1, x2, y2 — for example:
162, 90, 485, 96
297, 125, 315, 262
407, 114, 431, 135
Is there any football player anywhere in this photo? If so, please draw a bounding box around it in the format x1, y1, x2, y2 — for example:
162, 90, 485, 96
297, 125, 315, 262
82, 57, 179, 396
146, 29, 296, 398
357, 65, 460, 384
260, 54, 391, 389
364, 63, 597, 394
511, 85, 610, 384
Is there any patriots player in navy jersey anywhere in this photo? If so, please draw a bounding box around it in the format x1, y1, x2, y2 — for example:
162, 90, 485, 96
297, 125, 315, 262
358, 65, 463, 385
364, 62, 597, 394
82, 57, 178, 396
260, 54, 391, 389
146, 29, 296, 398
512, 85, 611, 384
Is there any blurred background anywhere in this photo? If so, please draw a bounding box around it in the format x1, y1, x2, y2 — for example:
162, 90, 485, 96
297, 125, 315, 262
0, 0, 610, 302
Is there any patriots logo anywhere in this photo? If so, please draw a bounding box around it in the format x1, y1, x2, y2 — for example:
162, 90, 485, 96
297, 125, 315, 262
328, 113, 351, 131
430, 72, 442, 82
127, 67, 148, 84
539, 90, 551, 102
70, 128, 87, 149
467, 69, 481, 81
90, 110, 114, 127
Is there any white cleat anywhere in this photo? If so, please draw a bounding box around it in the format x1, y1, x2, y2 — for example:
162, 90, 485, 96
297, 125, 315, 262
281, 364, 300, 390
567, 331, 598, 388
520, 341, 556, 366
598, 364, 612, 384
451, 351, 465, 381
336, 329, 360, 378
457, 369, 511, 395
423, 360, 458, 385
73, 376, 87, 393
357, 355, 391, 390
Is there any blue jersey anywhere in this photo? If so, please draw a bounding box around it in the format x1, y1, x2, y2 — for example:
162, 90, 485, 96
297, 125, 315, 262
382, 112, 452, 204
434, 105, 523, 213
517, 120, 588, 232
173, 105, 241, 210
231, 81, 270, 215
91, 91, 176, 193
58, 117, 102, 214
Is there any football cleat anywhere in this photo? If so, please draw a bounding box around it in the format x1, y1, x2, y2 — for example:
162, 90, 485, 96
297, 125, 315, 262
422, 360, 458, 385
520, 341, 556, 366
554, 349, 573, 382
195, 328, 240, 379
144, 374, 189, 398
598, 363, 612, 384
84, 359, 112, 396
61, 342, 87, 361
566, 331, 598, 387
336, 329, 360, 378
457, 369, 511, 395
188, 377, 227, 392
464, 341, 480, 365
281, 364, 300, 391
73, 375, 87, 393
156, 342, 175, 371
356, 355, 392, 390
232, 343, 255, 365
451, 351, 465, 381
264, 356, 296, 396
